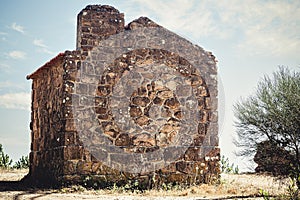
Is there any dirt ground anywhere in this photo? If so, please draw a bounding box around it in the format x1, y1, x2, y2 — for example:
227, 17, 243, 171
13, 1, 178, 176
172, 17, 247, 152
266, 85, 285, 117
0, 169, 291, 200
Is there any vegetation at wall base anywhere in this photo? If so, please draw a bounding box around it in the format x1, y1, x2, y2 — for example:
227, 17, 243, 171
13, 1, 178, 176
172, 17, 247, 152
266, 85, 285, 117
220, 155, 239, 174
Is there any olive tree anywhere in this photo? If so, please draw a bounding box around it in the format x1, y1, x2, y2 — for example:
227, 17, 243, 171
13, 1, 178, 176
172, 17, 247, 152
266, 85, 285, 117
234, 67, 300, 187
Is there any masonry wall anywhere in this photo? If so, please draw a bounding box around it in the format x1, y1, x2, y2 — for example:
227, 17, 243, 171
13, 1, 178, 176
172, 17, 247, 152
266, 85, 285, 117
27, 5, 219, 187
76, 5, 125, 55
28, 54, 65, 183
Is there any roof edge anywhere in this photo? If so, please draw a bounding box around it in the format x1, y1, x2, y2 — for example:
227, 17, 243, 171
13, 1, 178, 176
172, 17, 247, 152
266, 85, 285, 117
26, 53, 65, 80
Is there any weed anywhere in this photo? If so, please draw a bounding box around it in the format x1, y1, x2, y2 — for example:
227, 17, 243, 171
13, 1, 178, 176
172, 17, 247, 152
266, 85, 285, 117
260, 189, 273, 200
60, 185, 86, 193
285, 178, 299, 200
220, 155, 239, 174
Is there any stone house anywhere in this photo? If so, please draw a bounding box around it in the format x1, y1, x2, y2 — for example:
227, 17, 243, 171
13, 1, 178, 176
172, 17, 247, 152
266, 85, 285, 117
26, 5, 219, 187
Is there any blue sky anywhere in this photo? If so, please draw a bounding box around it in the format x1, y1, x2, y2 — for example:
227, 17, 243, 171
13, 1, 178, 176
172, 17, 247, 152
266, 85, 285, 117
0, 0, 299, 171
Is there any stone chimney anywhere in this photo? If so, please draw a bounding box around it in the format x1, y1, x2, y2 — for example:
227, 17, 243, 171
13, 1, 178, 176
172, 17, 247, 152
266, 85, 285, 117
76, 5, 125, 55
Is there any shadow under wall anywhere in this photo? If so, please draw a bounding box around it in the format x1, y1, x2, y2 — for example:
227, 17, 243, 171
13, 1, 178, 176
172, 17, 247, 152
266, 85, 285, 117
0, 174, 58, 192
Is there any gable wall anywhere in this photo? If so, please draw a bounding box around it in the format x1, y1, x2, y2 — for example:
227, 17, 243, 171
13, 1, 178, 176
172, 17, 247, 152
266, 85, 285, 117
28, 4, 220, 187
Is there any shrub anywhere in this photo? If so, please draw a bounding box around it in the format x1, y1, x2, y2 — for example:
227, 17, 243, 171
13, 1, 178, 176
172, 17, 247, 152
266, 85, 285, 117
0, 144, 12, 169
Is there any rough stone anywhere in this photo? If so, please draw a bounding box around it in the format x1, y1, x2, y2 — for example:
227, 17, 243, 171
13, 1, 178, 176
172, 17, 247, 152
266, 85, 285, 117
26, 4, 219, 187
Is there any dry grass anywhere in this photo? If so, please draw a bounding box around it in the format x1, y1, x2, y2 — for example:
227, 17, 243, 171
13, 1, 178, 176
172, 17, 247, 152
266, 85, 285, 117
0, 168, 28, 181
131, 173, 289, 198
0, 169, 293, 199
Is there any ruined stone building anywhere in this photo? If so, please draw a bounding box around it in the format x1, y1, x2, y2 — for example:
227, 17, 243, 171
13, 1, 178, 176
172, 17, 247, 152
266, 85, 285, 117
26, 5, 219, 187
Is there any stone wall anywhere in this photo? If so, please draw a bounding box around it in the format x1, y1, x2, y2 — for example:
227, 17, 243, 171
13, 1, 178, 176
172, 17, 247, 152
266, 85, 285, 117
27, 5, 219, 187
27, 53, 66, 184
76, 5, 124, 55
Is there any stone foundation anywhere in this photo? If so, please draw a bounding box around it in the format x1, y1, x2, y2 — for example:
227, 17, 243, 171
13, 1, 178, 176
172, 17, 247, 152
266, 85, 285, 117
27, 5, 219, 187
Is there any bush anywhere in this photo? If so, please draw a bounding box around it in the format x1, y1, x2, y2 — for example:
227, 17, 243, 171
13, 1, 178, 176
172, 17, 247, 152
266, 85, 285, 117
0, 143, 29, 169
234, 67, 300, 188
0, 144, 12, 169
254, 141, 295, 176
13, 155, 29, 169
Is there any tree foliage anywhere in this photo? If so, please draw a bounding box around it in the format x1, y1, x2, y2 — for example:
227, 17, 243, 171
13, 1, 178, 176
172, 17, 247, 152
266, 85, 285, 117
234, 67, 300, 186
0, 144, 13, 168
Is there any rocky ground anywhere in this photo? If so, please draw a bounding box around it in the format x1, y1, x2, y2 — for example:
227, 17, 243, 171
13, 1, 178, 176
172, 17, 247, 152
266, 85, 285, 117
0, 169, 292, 200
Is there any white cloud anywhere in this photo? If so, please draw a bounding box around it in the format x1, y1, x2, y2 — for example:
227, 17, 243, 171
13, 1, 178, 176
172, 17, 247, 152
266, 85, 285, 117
33, 39, 47, 48
132, 0, 300, 58
8, 50, 26, 59
33, 39, 55, 55
0, 32, 7, 41
0, 92, 30, 110
218, 0, 300, 57
0, 81, 26, 90
0, 63, 11, 71
0, 81, 14, 89
39, 48, 55, 55
132, 0, 222, 38
11, 22, 25, 34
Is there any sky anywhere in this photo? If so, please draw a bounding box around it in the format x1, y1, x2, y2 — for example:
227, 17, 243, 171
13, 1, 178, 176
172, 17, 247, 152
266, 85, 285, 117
0, 0, 299, 171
